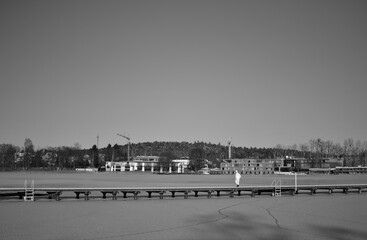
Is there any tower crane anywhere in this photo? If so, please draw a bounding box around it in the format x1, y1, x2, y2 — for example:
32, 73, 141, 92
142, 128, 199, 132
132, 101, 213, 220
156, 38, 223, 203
117, 133, 131, 162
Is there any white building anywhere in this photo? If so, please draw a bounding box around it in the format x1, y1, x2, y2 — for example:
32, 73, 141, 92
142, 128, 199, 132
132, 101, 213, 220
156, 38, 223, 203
105, 156, 191, 173
171, 159, 190, 173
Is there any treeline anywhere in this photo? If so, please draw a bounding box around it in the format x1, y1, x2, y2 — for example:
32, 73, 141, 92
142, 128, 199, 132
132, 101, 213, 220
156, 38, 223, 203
0, 138, 366, 171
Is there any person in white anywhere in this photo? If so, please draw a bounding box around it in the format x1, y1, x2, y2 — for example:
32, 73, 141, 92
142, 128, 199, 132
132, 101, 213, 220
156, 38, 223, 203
235, 170, 241, 187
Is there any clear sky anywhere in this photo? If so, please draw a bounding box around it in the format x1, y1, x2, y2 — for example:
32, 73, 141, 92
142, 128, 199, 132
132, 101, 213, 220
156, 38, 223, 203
1, 0, 366, 149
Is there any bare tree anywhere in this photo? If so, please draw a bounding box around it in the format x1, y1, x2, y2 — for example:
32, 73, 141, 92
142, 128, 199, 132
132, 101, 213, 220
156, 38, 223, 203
344, 138, 354, 166
323, 140, 333, 159
24, 138, 35, 170
331, 142, 343, 159
299, 143, 309, 158
363, 141, 367, 166
355, 140, 363, 166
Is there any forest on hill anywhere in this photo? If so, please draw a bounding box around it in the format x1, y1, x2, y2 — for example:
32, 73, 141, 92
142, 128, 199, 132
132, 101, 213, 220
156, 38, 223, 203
1, 138, 366, 170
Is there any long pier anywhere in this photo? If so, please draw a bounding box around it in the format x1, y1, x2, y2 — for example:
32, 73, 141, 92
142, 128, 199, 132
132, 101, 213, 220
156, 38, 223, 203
1, 184, 367, 201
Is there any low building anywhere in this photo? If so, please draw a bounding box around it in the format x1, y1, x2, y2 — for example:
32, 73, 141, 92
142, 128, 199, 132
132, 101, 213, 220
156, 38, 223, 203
221, 157, 349, 175
221, 158, 281, 175
310, 166, 367, 174
308, 168, 333, 174
105, 156, 191, 173
284, 157, 343, 171
171, 159, 190, 173
333, 166, 367, 174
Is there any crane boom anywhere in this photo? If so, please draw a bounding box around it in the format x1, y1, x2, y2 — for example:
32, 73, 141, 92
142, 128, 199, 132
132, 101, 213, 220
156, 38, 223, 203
117, 133, 130, 141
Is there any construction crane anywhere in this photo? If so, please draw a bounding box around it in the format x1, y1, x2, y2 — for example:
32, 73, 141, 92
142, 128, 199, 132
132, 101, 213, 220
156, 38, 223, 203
117, 133, 131, 162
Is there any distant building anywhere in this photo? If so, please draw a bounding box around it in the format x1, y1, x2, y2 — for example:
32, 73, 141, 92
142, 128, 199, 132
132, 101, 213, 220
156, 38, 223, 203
332, 166, 367, 174
171, 159, 190, 173
134, 156, 160, 162
284, 157, 343, 170
105, 156, 191, 173
221, 158, 281, 175
106, 155, 160, 172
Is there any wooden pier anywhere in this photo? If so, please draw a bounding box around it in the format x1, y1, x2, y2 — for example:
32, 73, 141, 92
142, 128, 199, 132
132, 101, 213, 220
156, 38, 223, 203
1, 184, 367, 201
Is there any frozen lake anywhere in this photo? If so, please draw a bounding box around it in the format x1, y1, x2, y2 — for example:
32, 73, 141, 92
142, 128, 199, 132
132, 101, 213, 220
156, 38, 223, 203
1, 172, 367, 240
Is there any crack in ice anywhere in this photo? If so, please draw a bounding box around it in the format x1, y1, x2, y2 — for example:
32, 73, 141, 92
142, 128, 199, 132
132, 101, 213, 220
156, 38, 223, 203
84, 201, 243, 240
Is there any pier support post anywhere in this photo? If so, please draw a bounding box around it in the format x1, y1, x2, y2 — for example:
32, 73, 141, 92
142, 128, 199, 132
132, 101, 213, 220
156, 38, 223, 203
101, 191, 118, 200
184, 191, 189, 199
48, 191, 62, 201
84, 191, 90, 201
75, 192, 81, 199
229, 190, 234, 198
251, 190, 257, 197
55, 191, 62, 201
207, 191, 212, 198
17, 192, 24, 200
159, 191, 164, 199
112, 191, 117, 200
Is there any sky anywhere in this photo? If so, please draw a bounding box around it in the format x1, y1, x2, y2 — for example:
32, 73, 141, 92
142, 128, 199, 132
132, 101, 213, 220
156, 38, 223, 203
1, 0, 367, 149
